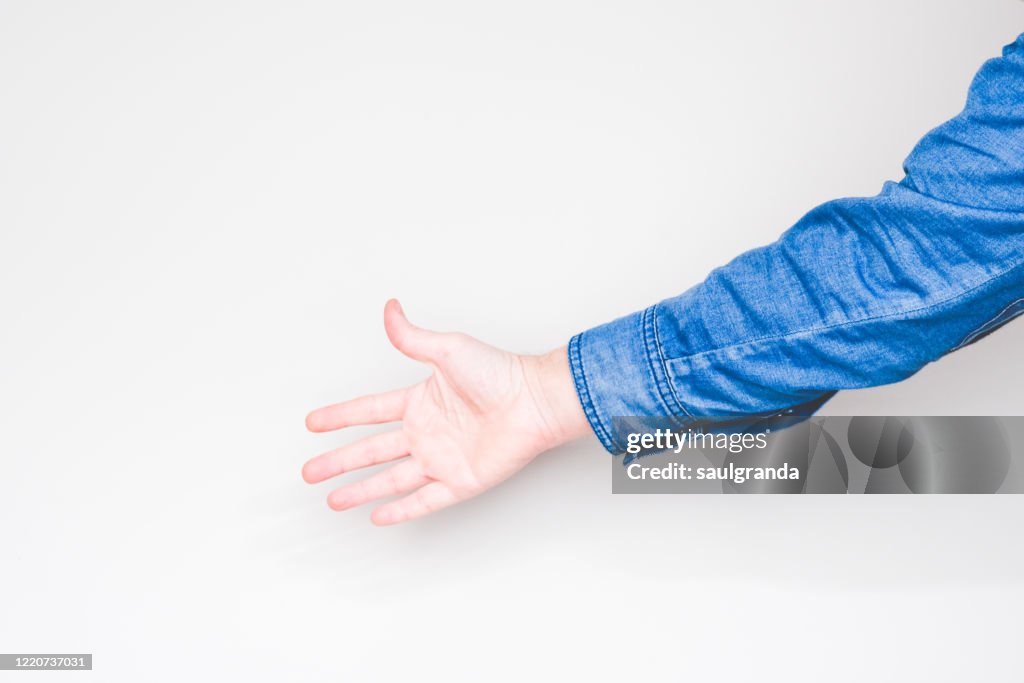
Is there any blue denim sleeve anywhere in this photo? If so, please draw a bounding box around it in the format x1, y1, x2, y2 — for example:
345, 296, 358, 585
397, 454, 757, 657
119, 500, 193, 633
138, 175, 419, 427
570, 34, 1024, 454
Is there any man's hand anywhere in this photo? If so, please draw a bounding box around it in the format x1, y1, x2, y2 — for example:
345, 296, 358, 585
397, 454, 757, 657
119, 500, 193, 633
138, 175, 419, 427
303, 299, 590, 525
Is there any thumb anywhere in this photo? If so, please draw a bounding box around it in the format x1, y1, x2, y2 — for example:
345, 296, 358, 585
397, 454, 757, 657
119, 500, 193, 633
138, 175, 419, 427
383, 299, 448, 362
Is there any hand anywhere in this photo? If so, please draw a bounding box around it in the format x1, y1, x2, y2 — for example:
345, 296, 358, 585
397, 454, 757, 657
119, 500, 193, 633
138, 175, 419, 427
302, 299, 590, 525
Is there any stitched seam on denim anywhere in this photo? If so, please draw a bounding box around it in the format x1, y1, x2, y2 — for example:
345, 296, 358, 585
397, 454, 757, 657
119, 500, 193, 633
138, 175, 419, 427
952, 296, 1024, 350
568, 334, 615, 453
645, 304, 694, 419
568, 335, 606, 447
666, 256, 1024, 365
640, 306, 680, 418
655, 306, 694, 420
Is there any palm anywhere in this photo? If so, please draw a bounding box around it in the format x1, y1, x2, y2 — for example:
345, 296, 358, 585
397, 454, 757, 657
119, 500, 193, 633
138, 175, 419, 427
303, 300, 560, 525
408, 345, 554, 482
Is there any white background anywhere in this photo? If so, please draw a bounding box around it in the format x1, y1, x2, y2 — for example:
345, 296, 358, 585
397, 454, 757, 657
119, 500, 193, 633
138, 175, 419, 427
2, 1, 1024, 681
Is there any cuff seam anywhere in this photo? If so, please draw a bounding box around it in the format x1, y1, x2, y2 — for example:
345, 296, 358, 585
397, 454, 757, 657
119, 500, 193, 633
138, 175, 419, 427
567, 334, 617, 453
642, 305, 692, 420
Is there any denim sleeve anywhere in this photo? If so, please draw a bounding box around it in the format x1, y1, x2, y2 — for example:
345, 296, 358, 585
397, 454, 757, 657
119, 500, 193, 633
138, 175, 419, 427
570, 34, 1024, 454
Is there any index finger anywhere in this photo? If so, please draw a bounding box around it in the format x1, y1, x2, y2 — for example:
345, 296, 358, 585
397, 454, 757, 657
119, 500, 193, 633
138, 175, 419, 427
305, 387, 409, 432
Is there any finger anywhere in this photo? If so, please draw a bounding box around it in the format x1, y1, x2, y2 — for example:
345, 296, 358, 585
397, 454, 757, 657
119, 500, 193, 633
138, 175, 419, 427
302, 430, 409, 484
370, 481, 460, 526
327, 459, 429, 511
383, 298, 453, 363
305, 387, 408, 432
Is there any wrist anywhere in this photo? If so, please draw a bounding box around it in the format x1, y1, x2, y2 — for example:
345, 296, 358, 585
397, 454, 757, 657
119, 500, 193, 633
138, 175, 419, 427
523, 346, 591, 450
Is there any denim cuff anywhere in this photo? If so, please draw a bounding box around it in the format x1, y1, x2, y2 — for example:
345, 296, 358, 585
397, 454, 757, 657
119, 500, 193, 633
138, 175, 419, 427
568, 305, 689, 454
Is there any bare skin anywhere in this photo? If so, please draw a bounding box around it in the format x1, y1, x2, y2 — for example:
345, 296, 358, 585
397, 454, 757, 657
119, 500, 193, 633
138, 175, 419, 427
302, 299, 590, 525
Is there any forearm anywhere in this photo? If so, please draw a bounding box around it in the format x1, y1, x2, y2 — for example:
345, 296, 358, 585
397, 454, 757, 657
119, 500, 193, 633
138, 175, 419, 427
567, 33, 1024, 453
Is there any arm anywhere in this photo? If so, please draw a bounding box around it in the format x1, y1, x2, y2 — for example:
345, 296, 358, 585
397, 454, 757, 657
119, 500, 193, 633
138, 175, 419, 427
571, 33, 1024, 452
304, 34, 1024, 522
